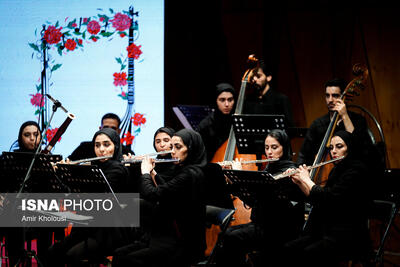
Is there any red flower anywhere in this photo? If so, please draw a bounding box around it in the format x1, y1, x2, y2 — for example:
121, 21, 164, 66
83, 18, 88, 23
43, 26, 63, 44
46, 128, 61, 143
110, 12, 131, 31
126, 43, 142, 59
92, 37, 98, 42
121, 91, 126, 97
113, 72, 127, 86
121, 132, 135, 145
65, 39, 76, 51
119, 33, 126, 38
30, 93, 44, 107
87, 20, 101, 35
131, 113, 146, 126
72, 23, 77, 28
78, 39, 83, 45
99, 17, 105, 22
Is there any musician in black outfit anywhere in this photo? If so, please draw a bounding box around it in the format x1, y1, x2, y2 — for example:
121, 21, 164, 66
297, 78, 370, 166
285, 130, 371, 266
197, 83, 235, 162
216, 129, 303, 267
112, 129, 206, 267
243, 61, 294, 127
47, 128, 129, 266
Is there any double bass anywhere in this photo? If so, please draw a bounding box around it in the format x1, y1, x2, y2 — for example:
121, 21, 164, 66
205, 55, 260, 256
310, 63, 368, 185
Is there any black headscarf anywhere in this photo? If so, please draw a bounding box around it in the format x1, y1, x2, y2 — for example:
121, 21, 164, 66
215, 83, 235, 102
331, 130, 356, 161
264, 129, 295, 175
92, 128, 122, 161
266, 129, 292, 161
173, 129, 207, 168
17, 121, 41, 152
153, 126, 175, 151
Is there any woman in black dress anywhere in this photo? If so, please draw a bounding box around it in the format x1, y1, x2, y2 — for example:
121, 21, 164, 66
217, 129, 304, 267
113, 129, 207, 267
47, 128, 129, 266
285, 130, 371, 266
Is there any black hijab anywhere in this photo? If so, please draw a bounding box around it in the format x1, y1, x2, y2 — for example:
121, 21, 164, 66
266, 129, 292, 161
264, 129, 295, 175
92, 128, 122, 161
332, 130, 353, 156
153, 126, 175, 151
173, 129, 207, 168
17, 121, 41, 152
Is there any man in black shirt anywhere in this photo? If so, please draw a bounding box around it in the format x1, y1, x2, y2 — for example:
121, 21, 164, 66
68, 113, 134, 160
297, 78, 370, 166
243, 61, 294, 127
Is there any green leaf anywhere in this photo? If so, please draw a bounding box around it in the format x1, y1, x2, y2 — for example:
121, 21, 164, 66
36, 84, 42, 91
35, 109, 40, 115
109, 8, 114, 14
55, 21, 59, 28
63, 31, 71, 36
73, 31, 82, 36
51, 64, 62, 72
57, 47, 62, 56
82, 31, 86, 39
98, 14, 109, 21
100, 31, 113, 37
29, 43, 40, 52
135, 128, 141, 133
116, 57, 122, 64
121, 64, 126, 71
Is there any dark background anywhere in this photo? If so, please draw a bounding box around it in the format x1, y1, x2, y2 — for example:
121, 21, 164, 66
164, 0, 400, 169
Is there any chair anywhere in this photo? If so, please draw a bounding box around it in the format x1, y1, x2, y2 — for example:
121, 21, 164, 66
197, 205, 235, 266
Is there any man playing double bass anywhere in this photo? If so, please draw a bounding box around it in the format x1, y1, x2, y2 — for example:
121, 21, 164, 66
297, 78, 371, 166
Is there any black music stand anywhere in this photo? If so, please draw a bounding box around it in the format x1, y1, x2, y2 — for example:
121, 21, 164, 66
232, 114, 287, 155
172, 104, 213, 130
55, 164, 113, 193
223, 169, 287, 208
0, 152, 63, 267
0, 152, 63, 193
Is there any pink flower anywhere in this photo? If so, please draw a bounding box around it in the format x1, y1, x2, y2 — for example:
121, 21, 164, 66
65, 39, 76, 51
43, 26, 63, 44
113, 72, 127, 86
131, 113, 146, 126
121, 91, 126, 97
110, 12, 131, 31
127, 43, 142, 59
87, 20, 100, 35
30, 93, 44, 107
83, 18, 88, 23
99, 17, 105, 22
72, 23, 77, 28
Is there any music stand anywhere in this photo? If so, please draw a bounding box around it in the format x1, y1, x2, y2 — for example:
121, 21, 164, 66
55, 164, 113, 193
0, 152, 63, 193
172, 104, 213, 130
232, 114, 287, 155
223, 169, 286, 207
0, 152, 63, 267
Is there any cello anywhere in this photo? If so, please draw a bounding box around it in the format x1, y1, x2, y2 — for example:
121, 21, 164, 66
310, 63, 368, 185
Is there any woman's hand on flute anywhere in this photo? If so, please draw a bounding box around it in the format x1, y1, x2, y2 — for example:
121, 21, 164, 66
141, 156, 155, 175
